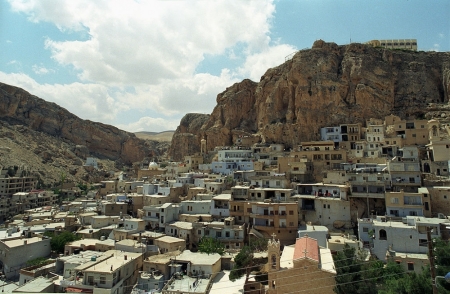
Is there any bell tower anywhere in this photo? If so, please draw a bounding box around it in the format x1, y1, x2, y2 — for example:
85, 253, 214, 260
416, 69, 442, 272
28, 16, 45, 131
267, 233, 280, 271
428, 119, 440, 141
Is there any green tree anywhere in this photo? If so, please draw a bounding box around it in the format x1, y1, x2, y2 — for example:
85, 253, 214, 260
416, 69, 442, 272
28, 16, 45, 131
198, 237, 225, 255
334, 244, 367, 294
229, 238, 269, 282
45, 231, 80, 253
380, 267, 432, 294
230, 245, 254, 282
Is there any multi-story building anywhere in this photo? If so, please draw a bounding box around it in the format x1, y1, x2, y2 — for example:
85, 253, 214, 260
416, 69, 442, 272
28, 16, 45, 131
358, 216, 448, 261
384, 115, 429, 147
0, 175, 37, 197
194, 217, 246, 250
61, 250, 143, 294
385, 188, 431, 217
250, 202, 298, 245
295, 183, 351, 229
388, 157, 422, 192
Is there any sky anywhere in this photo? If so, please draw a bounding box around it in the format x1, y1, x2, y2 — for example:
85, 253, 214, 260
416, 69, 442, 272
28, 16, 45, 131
1, 0, 449, 133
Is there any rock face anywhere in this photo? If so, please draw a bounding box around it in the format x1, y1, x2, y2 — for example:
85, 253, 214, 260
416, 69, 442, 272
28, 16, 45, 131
169, 41, 450, 160
0, 83, 152, 164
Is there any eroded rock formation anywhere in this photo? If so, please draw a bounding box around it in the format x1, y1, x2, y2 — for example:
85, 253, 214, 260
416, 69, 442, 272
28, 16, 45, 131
0, 83, 152, 164
169, 41, 450, 160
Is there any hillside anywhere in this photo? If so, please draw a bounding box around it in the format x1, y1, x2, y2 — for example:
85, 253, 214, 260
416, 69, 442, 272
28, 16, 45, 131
168, 40, 450, 160
0, 83, 169, 186
0, 83, 153, 164
135, 131, 174, 142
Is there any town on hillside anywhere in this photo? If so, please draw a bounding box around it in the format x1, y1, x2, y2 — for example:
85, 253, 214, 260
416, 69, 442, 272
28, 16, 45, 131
0, 113, 449, 293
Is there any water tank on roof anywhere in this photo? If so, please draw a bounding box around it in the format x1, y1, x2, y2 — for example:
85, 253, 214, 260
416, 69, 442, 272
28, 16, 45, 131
91, 256, 97, 261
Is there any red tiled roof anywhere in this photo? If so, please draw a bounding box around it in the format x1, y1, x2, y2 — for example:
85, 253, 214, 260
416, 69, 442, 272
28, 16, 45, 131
293, 236, 319, 262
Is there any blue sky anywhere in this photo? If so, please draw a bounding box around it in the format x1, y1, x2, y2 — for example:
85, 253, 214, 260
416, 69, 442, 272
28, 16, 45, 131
1, 0, 449, 132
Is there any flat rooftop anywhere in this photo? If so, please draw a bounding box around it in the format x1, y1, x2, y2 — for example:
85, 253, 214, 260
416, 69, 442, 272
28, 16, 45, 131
166, 275, 209, 293
177, 250, 221, 266
12, 276, 53, 292
83, 251, 142, 274
155, 236, 185, 243
3, 236, 46, 248
168, 221, 193, 230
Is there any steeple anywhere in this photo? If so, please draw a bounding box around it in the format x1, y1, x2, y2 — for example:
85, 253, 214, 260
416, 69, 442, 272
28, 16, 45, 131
267, 233, 280, 271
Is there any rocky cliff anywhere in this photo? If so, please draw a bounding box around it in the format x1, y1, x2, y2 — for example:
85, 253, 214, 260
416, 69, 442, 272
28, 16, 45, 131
169, 40, 450, 160
0, 83, 153, 164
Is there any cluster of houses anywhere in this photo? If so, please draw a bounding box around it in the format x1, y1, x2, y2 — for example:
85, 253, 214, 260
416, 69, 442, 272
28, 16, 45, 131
0, 114, 448, 293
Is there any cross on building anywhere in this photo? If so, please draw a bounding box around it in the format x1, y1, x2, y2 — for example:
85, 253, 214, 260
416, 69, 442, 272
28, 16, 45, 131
303, 248, 308, 258
271, 233, 276, 240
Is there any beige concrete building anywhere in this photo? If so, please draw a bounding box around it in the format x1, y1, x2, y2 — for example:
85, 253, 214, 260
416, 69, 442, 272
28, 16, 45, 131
63, 250, 143, 294
0, 175, 37, 197
385, 188, 431, 217
429, 186, 450, 217
384, 115, 429, 146
250, 202, 298, 245
367, 39, 418, 51
154, 236, 186, 253
0, 236, 51, 279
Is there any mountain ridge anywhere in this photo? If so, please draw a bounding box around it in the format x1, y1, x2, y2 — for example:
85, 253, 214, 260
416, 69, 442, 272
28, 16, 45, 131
168, 40, 450, 160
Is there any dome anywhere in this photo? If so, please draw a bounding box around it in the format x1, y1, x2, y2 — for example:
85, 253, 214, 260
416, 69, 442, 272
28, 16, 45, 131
148, 162, 159, 170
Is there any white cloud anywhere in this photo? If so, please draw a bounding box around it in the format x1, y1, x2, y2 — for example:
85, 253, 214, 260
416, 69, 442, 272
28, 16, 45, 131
117, 116, 180, 133
0, 71, 123, 123
4, 0, 300, 132
430, 43, 440, 52
237, 44, 298, 81
10, 0, 276, 86
32, 64, 52, 75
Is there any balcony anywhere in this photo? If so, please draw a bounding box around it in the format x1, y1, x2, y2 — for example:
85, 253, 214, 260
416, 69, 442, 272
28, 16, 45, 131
403, 201, 422, 206
350, 192, 385, 199
142, 216, 159, 222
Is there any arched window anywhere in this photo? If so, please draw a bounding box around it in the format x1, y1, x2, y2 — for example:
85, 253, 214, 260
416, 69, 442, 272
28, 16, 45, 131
271, 254, 277, 269
379, 229, 387, 240
432, 125, 438, 137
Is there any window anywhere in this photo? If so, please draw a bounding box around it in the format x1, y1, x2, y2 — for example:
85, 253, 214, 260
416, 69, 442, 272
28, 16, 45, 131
88, 276, 94, 286
409, 177, 415, 183
216, 232, 222, 238
100, 277, 106, 284
289, 210, 294, 215
198, 230, 201, 235
363, 227, 368, 233
419, 239, 427, 247
379, 229, 387, 240
391, 198, 399, 204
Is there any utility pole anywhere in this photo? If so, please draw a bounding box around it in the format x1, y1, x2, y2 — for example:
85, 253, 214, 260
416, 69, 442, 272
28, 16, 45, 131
427, 227, 438, 294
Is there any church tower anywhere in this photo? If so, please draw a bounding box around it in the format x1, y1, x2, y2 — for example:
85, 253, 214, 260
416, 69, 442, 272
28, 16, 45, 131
428, 119, 440, 141
267, 234, 280, 271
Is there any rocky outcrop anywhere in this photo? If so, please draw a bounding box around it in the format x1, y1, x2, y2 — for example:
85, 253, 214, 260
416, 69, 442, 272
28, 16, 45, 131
169, 40, 450, 160
0, 83, 152, 164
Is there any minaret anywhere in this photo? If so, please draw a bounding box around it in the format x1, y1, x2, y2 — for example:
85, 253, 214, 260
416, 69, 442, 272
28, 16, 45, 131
267, 233, 280, 271
200, 137, 207, 154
